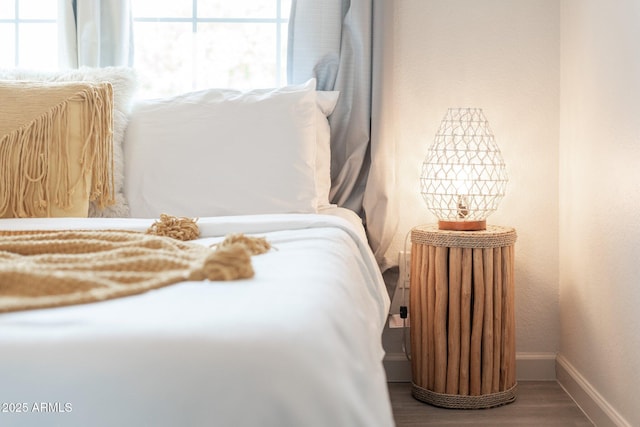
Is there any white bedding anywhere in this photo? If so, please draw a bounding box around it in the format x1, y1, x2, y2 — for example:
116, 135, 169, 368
0, 209, 393, 427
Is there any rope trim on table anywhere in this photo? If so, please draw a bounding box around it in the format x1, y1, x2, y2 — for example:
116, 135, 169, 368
411, 224, 517, 248
411, 382, 518, 409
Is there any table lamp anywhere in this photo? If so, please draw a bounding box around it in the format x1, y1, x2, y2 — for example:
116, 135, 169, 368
420, 108, 508, 231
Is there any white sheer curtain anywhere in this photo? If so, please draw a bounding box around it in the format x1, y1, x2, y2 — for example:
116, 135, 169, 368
288, 0, 397, 270
58, 0, 133, 68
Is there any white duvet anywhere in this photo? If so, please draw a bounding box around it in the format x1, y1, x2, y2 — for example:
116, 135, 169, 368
0, 209, 393, 427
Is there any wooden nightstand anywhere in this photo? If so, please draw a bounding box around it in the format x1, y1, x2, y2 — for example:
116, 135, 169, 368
409, 224, 517, 409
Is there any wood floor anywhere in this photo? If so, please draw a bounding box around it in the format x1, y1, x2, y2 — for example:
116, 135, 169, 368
388, 381, 594, 426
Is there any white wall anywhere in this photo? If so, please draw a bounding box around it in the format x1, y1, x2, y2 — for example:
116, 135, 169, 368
559, 1, 640, 425
389, 0, 560, 360
385, 1, 640, 423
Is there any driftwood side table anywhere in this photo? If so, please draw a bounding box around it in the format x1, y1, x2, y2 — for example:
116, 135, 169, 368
409, 224, 517, 409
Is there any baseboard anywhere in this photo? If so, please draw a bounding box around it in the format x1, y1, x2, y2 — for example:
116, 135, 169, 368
556, 355, 632, 427
383, 352, 412, 382
516, 352, 557, 380
384, 351, 557, 383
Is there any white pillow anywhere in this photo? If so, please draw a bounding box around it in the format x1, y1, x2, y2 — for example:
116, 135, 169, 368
0, 67, 137, 218
315, 91, 339, 206
191, 85, 338, 207
183, 85, 337, 207
124, 79, 320, 218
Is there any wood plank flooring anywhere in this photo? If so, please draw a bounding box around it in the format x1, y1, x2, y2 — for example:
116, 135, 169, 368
388, 381, 594, 426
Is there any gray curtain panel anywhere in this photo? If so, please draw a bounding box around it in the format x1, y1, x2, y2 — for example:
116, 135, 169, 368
58, 0, 134, 68
288, 0, 398, 270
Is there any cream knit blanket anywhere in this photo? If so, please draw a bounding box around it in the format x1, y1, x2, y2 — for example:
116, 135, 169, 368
0, 229, 267, 313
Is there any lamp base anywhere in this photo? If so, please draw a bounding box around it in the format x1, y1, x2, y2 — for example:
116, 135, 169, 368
438, 220, 486, 231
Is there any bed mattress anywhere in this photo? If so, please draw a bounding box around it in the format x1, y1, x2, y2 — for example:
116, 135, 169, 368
0, 209, 393, 427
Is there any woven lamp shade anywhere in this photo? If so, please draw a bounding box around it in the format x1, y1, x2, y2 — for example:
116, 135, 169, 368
421, 108, 508, 231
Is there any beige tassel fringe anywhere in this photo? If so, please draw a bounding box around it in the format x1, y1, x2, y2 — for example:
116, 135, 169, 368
146, 213, 272, 280
146, 213, 200, 241
0, 81, 115, 218
213, 233, 272, 255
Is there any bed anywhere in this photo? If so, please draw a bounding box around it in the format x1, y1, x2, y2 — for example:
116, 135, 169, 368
0, 69, 394, 426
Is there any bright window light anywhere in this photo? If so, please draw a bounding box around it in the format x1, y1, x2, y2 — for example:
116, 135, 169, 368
0, 0, 15, 19
1, 0, 58, 68
18, 22, 57, 68
16, 0, 57, 19
132, 0, 291, 98
0, 24, 15, 67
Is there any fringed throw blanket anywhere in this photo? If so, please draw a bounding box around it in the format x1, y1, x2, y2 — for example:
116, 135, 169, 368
0, 228, 271, 313
0, 80, 115, 218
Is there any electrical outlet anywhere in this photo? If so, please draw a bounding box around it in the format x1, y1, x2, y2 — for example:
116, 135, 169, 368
388, 313, 408, 328
397, 250, 411, 289
388, 250, 411, 323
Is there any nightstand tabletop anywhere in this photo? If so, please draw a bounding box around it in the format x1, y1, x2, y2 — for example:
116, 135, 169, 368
411, 224, 517, 249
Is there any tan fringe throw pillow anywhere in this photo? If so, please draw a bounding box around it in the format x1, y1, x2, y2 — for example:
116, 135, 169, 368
0, 80, 115, 218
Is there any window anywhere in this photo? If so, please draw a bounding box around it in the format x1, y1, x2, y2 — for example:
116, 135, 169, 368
0, 0, 58, 68
132, 0, 291, 98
